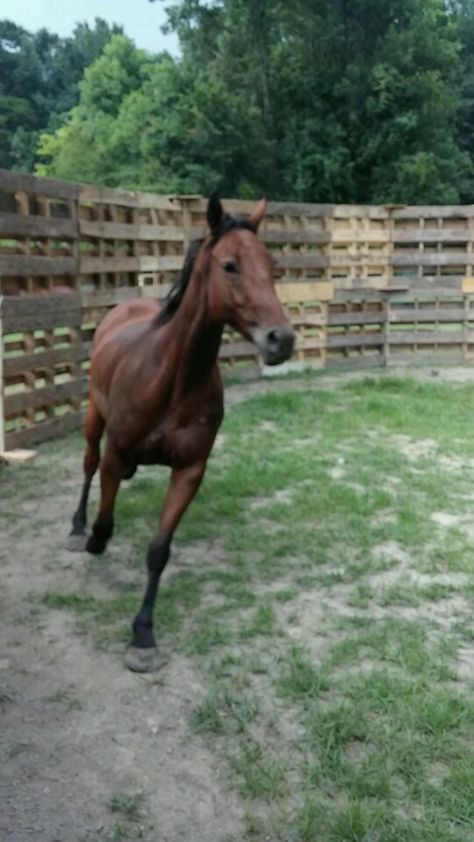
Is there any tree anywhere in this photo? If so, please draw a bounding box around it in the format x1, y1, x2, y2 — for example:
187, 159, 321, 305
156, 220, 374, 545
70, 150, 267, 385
0, 17, 121, 169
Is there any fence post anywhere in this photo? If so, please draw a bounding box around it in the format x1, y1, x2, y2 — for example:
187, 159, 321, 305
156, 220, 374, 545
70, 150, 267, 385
0, 295, 4, 454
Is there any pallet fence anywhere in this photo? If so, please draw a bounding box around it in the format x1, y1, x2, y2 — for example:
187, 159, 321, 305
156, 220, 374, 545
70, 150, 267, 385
3, 169, 474, 449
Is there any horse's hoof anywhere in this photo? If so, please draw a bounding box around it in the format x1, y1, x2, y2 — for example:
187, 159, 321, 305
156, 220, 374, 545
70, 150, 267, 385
85, 535, 106, 555
124, 646, 156, 673
65, 532, 88, 552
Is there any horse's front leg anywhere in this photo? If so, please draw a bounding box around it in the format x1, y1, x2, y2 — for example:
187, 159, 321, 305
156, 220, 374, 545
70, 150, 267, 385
86, 441, 124, 555
125, 460, 206, 672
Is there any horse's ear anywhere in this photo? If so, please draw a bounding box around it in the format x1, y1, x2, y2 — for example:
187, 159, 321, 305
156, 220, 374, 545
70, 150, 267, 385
207, 193, 224, 232
248, 198, 267, 232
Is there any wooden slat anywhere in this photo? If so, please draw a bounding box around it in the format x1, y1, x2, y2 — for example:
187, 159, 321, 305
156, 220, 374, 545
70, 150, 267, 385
388, 330, 470, 345
388, 308, 466, 323
5, 381, 81, 414
278, 282, 334, 302
79, 255, 183, 274
329, 312, 386, 326
5, 410, 83, 449
393, 229, 471, 243
392, 252, 470, 267
0, 213, 75, 239
0, 168, 78, 200
3, 345, 84, 377
327, 333, 384, 349
79, 220, 185, 241
3, 295, 81, 332
0, 255, 77, 276
79, 185, 179, 210
391, 205, 474, 219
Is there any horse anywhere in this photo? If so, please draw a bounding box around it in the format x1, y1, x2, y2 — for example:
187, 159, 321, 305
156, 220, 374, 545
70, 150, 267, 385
67, 194, 295, 671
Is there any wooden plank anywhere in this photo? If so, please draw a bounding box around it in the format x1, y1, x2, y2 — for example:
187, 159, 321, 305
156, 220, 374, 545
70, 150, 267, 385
263, 230, 330, 245
5, 381, 82, 414
79, 185, 178, 210
329, 312, 386, 326
391, 205, 474, 219
3, 293, 81, 317
0, 213, 76, 239
1, 449, 38, 463
4, 345, 84, 377
0, 255, 77, 277
5, 410, 83, 449
80, 255, 183, 274
392, 252, 470, 267
79, 219, 185, 241
332, 290, 385, 302
275, 254, 330, 269
3, 294, 81, 332
81, 288, 145, 307
278, 282, 334, 303
327, 333, 384, 349
0, 168, 78, 200
393, 229, 471, 243
4, 311, 81, 332
388, 308, 466, 323
388, 330, 470, 345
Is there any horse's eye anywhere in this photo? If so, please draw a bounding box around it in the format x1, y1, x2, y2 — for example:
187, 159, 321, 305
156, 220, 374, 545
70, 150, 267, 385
222, 261, 238, 274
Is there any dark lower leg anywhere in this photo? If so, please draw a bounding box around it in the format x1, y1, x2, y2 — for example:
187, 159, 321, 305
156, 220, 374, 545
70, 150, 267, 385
131, 534, 171, 648
86, 444, 123, 555
128, 461, 206, 653
70, 475, 93, 536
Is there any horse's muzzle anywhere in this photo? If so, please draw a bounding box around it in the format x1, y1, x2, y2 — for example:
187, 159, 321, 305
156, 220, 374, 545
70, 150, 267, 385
253, 325, 295, 366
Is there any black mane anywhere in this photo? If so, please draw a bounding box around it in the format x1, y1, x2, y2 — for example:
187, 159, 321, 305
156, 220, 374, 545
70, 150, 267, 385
153, 213, 256, 328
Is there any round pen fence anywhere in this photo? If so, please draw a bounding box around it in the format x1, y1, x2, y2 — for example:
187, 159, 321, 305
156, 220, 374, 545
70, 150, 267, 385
2, 168, 474, 451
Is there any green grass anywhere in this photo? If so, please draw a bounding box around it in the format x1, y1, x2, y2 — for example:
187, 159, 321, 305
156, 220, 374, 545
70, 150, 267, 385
9, 373, 474, 840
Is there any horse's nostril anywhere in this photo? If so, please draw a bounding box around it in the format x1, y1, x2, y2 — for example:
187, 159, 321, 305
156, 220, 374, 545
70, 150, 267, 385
267, 328, 281, 347
264, 326, 295, 362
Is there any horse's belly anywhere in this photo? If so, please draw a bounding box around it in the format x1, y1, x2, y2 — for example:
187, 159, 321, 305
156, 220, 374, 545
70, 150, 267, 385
134, 422, 218, 468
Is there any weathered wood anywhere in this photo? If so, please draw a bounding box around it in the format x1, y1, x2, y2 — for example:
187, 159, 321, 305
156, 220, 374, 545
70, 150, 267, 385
79, 219, 184, 241
0, 255, 77, 277
388, 330, 471, 345
278, 282, 334, 303
391, 205, 474, 219
392, 252, 470, 267
0, 213, 75, 239
5, 381, 82, 415
3, 345, 84, 377
0, 168, 79, 200
3, 295, 81, 332
5, 410, 83, 449
388, 308, 466, 323
329, 311, 386, 326
327, 332, 384, 349
80, 255, 183, 274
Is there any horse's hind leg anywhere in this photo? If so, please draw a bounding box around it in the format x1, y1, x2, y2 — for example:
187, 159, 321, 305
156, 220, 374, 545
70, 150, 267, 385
66, 402, 104, 551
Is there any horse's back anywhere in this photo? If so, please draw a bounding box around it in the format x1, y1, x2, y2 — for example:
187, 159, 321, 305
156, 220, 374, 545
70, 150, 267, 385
93, 298, 161, 352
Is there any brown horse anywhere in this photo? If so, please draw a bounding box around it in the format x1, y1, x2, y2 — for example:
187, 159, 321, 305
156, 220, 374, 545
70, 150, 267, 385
68, 195, 295, 671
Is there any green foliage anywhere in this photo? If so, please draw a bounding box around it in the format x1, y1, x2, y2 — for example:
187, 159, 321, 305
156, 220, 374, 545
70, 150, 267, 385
8, 2, 474, 201
0, 17, 121, 169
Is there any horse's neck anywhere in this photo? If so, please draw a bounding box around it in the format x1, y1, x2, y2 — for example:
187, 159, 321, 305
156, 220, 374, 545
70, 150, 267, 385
159, 259, 223, 399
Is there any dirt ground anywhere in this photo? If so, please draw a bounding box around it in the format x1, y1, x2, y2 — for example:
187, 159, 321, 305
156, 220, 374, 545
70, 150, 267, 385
1, 365, 474, 842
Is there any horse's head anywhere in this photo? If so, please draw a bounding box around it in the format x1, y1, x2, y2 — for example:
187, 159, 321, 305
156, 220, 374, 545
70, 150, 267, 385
206, 195, 295, 366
